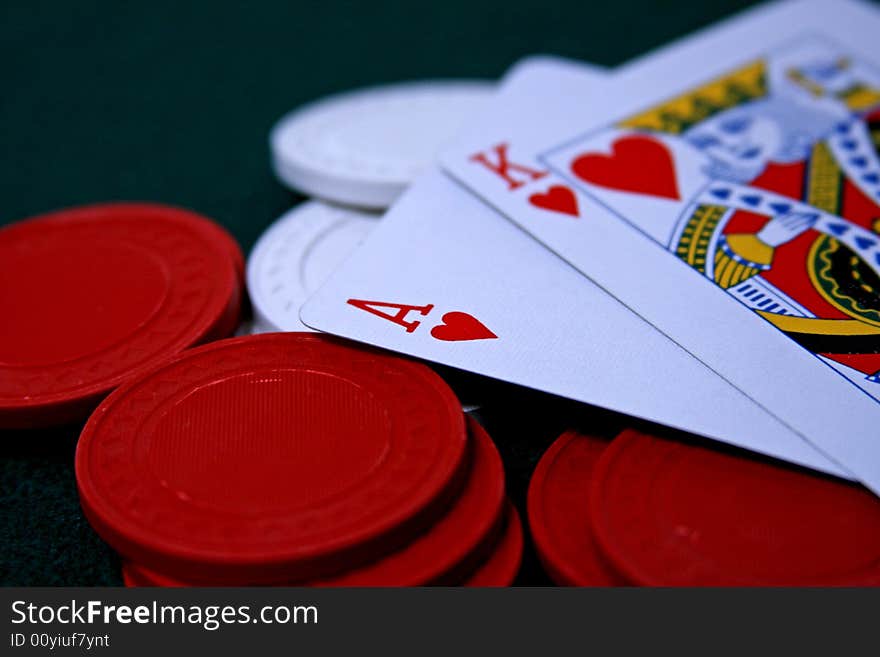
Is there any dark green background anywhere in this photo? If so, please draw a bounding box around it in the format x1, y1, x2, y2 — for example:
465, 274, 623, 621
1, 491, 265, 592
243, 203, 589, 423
1, 0, 768, 586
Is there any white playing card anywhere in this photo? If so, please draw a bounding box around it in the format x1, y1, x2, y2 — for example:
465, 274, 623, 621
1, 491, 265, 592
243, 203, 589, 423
302, 56, 847, 479
441, 0, 880, 493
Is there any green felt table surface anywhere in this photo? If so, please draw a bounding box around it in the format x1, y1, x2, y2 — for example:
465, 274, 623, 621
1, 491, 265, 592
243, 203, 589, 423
2, 0, 769, 586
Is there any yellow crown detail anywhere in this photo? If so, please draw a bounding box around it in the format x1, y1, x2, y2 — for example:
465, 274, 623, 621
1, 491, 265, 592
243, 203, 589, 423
618, 60, 767, 134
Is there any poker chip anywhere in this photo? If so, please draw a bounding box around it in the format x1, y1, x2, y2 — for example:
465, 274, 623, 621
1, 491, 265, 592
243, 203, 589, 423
462, 502, 523, 587
527, 431, 627, 586
204, 277, 244, 344
270, 80, 493, 208
201, 216, 249, 327
247, 202, 379, 332
200, 213, 245, 285
591, 429, 880, 586
319, 416, 505, 585
0, 203, 242, 429
121, 416, 505, 587
76, 332, 468, 584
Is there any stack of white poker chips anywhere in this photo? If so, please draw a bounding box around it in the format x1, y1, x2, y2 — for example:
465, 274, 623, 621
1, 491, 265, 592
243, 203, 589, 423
246, 80, 493, 334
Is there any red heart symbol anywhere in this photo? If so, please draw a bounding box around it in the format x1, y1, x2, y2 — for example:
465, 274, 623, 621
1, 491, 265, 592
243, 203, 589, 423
430, 312, 497, 342
528, 185, 579, 217
571, 134, 680, 200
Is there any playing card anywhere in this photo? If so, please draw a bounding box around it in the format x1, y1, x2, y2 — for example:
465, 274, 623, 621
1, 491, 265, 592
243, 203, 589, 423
441, 0, 880, 492
302, 56, 847, 479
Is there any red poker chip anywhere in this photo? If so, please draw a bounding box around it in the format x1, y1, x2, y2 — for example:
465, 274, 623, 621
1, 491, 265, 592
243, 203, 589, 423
121, 415, 505, 587
462, 502, 523, 587
320, 416, 505, 586
76, 333, 468, 584
527, 431, 627, 586
591, 428, 880, 586
0, 203, 242, 428
203, 218, 245, 285
199, 216, 250, 325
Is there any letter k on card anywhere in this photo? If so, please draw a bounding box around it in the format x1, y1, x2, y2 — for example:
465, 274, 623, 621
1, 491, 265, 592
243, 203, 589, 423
346, 299, 498, 342
469, 141, 581, 219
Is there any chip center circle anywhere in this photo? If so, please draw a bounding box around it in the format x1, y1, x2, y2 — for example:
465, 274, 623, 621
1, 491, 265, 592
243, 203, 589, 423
0, 243, 169, 366
147, 369, 392, 515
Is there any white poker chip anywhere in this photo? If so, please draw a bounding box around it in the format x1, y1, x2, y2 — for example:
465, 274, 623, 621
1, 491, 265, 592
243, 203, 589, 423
247, 201, 380, 332
270, 80, 493, 208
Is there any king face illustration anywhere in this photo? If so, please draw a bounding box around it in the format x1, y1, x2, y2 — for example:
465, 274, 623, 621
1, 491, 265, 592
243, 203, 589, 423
558, 40, 880, 397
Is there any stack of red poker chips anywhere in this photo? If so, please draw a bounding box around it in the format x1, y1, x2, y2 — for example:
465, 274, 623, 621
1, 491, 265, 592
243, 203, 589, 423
528, 428, 880, 586
0, 203, 244, 429
75, 332, 522, 586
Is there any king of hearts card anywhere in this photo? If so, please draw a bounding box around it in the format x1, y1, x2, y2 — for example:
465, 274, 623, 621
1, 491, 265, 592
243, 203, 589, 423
543, 37, 880, 400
